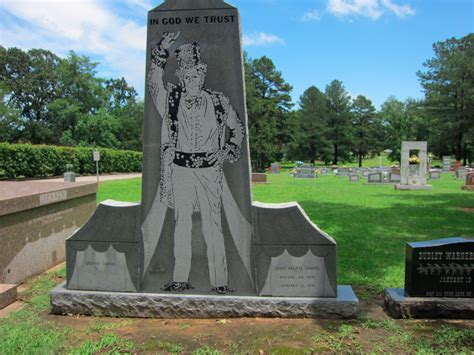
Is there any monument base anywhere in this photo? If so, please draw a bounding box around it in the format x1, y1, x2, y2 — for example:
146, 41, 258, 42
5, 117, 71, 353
51, 283, 359, 319
384, 288, 474, 319
461, 185, 474, 191
394, 184, 432, 190
0, 284, 17, 309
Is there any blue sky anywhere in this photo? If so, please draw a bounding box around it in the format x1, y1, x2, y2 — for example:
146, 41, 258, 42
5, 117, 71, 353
1, 0, 472, 109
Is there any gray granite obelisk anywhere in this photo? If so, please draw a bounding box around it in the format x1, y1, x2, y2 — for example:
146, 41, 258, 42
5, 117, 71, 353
140, 0, 254, 295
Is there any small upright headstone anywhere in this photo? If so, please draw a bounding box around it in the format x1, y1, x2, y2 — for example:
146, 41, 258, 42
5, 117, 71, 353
388, 172, 401, 183
368, 172, 382, 183
442, 156, 451, 172
270, 163, 280, 174
295, 165, 315, 178
429, 170, 441, 180
456, 168, 469, 180
384, 237, 474, 319
349, 174, 359, 182
252, 173, 267, 183
462, 172, 474, 191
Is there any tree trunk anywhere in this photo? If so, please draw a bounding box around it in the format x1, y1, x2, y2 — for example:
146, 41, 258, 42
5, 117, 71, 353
332, 144, 338, 165
462, 144, 468, 166
358, 154, 362, 167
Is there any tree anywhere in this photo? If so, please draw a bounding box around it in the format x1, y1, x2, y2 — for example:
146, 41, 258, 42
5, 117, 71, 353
290, 86, 330, 163
0, 82, 23, 142
0, 46, 144, 150
325, 80, 353, 165
351, 95, 381, 167
61, 109, 119, 148
245, 54, 292, 170
417, 34, 474, 164
103, 78, 144, 151
379, 96, 417, 161
0, 46, 62, 143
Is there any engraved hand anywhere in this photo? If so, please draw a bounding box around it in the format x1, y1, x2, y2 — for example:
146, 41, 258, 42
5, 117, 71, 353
208, 149, 228, 167
160, 31, 180, 50
164, 147, 175, 165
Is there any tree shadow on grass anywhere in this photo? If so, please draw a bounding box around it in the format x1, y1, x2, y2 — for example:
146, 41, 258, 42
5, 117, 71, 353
297, 192, 474, 292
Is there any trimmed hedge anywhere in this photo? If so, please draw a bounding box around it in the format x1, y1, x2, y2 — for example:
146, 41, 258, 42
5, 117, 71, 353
0, 143, 142, 179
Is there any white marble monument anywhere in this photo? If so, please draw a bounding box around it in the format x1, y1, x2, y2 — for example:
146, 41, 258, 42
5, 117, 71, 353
395, 141, 432, 190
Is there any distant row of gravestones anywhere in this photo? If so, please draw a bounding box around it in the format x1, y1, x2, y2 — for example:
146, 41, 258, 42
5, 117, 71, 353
289, 165, 470, 182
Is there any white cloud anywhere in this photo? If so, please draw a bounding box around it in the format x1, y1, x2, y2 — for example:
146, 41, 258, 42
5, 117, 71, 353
327, 0, 415, 20
243, 32, 284, 46
124, 0, 153, 11
0, 0, 147, 94
382, 0, 415, 17
301, 9, 321, 22
328, 0, 383, 20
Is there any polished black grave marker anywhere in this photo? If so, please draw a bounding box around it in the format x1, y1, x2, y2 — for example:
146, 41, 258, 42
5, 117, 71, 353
405, 237, 474, 298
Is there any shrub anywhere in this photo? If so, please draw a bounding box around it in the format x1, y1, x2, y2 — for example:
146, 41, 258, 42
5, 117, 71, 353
0, 143, 142, 179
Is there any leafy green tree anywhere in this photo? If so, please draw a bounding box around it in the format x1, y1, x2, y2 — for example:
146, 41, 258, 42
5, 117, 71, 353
351, 95, 381, 167
103, 78, 144, 151
0, 46, 62, 143
289, 86, 330, 163
245, 54, 292, 170
417, 34, 474, 164
0, 82, 23, 142
1, 46, 144, 150
57, 51, 104, 115
379, 96, 417, 161
61, 109, 118, 148
325, 80, 353, 165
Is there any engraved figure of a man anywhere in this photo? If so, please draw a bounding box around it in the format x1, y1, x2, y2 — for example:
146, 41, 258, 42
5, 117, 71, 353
147, 32, 244, 294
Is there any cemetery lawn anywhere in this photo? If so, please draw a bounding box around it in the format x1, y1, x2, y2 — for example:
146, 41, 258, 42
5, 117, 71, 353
97, 173, 473, 297
1, 173, 472, 353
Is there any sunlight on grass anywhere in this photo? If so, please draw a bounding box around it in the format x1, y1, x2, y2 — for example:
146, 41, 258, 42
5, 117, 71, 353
95, 172, 473, 292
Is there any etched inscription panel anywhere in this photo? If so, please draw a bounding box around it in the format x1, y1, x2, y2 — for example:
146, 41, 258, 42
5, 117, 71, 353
68, 244, 136, 292
405, 238, 474, 298
260, 249, 334, 297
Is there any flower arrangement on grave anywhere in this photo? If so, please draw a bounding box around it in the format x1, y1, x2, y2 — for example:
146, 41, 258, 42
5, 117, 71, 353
409, 154, 420, 165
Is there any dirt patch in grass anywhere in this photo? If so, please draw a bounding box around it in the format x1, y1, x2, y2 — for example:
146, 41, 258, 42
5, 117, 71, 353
43, 310, 474, 353
457, 207, 474, 213
38, 280, 473, 353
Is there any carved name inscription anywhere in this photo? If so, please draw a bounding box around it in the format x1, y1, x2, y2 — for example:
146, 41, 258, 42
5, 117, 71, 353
260, 249, 333, 297
405, 238, 474, 298
39, 190, 67, 205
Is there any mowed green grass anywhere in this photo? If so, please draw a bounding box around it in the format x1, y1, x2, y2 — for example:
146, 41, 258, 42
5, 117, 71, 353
96, 173, 474, 294
97, 177, 141, 203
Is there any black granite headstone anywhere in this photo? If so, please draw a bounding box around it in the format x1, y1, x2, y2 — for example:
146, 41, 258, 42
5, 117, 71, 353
405, 237, 474, 298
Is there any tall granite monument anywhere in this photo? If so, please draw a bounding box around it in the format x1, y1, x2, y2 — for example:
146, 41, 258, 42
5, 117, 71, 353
51, 0, 358, 318
395, 141, 432, 190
